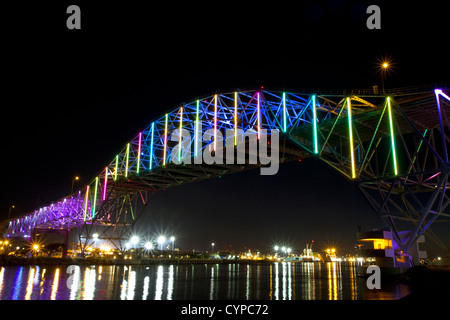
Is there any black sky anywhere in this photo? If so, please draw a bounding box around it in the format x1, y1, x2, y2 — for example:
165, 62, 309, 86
2, 1, 449, 255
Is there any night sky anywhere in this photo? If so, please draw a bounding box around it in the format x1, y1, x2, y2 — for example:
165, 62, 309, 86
2, 2, 449, 256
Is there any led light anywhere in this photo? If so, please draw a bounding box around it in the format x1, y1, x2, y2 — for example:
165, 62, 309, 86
83, 185, 90, 221
435, 89, 449, 162
214, 94, 218, 151
257, 92, 261, 140
347, 98, 356, 179
282, 92, 287, 133
312, 95, 318, 154
103, 167, 108, 201
92, 177, 99, 218
387, 97, 398, 175
125, 143, 130, 178
114, 155, 118, 181
195, 100, 200, 157
234, 92, 238, 146
149, 122, 155, 170
179, 107, 183, 162
163, 114, 168, 166
137, 132, 142, 175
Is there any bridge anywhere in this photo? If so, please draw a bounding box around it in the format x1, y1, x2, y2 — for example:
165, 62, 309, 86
2, 84, 450, 266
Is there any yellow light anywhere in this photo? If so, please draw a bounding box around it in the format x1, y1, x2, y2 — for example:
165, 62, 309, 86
75, 176, 79, 180
33, 244, 39, 250
382, 62, 389, 69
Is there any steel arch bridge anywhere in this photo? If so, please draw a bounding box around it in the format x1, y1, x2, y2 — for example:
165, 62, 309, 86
2, 84, 450, 264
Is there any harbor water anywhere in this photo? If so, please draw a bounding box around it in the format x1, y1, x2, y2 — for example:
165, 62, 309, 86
0, 261, 412, 300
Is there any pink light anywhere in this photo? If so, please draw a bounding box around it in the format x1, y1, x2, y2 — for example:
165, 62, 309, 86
424, 171, 442, 182
103, 167, 108, 201
257, 92, 261, 140
214, 94, 217, 151
137, 132, 142, 174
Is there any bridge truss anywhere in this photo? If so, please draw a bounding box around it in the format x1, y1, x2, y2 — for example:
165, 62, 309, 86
3, 85, 450, 263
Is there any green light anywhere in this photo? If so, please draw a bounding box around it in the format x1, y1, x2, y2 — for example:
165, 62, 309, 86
347, 97, 356, 179
312, 95, 318, 154
387, 97, 398, 176
92, 177, 99, 218
283, 92, 287, 133
125, 143, 130, 178
149, 122, 155, 170
163, 114, 168, 166
114, 155, 118, 181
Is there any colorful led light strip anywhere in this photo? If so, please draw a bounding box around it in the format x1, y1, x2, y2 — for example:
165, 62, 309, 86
312, 95, 318, 154
257, 92, 261, 140
137, 132, 142, 175
436, 89, 450, 101
234, 92, 238, 146
387, 97, 398, 175
114, 155, 118, 181
103, 167, 108, 201
282, 92, 287, 133
435, 89, 450, 162
149, 122, 155, 170
92, 177, 99, 218
83, 185, 90, 221
125, 143, 130, 178
195, 100, 200, 157
163, 114, 168, 165
347, 97, 356, 179
214, 94, 217, 151
179, 107, 183, 162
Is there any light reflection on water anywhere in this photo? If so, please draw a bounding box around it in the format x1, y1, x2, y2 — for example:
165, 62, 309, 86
0, 262, 411, 300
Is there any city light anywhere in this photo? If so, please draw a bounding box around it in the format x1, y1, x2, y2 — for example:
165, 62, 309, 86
131, 236, 139, 246
170, 236, 175, 250
158, 236, 166, 250
144, 242, 153, 250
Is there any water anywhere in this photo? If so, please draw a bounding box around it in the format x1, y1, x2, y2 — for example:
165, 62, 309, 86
0, 262, 411, 300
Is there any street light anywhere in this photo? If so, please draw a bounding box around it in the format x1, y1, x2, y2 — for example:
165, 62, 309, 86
8, 205, 15, 219
158, 236, 166, 250
131, 235, 139, 247
211, 242, 215, 253
71, 176, 80, 194
378, 57, 393, 94
170, 236, 175, 251
144, 242, 153, 250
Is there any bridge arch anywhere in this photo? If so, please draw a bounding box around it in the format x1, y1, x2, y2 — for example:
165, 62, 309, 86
3, 85, 450, 265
